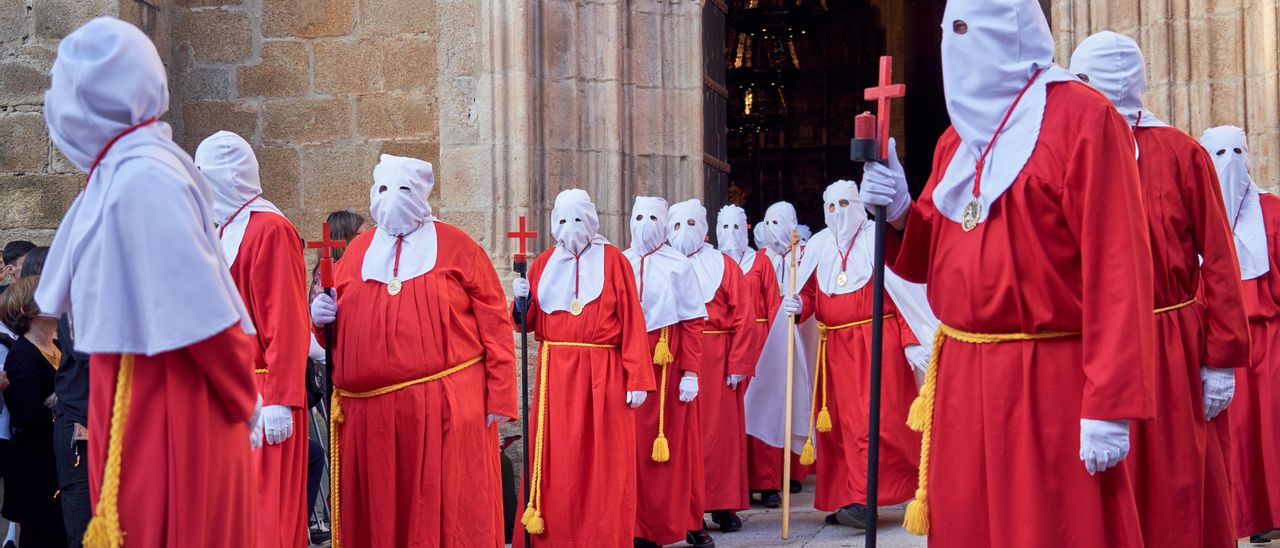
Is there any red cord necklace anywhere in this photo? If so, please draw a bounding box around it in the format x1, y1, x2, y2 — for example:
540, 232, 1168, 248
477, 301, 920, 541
85, 117, 158, 187
217, 194, 262, 238
961, 69, 1044, 232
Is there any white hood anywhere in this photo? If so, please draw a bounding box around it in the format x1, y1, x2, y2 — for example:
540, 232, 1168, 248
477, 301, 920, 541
194, 130, 284, 267
716, 204, 755, 272
539, 189, 608, 314
669, 199, 723, 304
363, 154, 439, 284
36, 17, 254, 355
932, 0, 1077, 228
1068, 31, 1167, 129
1201, 126, 1270, 281
624, 196, 708, 331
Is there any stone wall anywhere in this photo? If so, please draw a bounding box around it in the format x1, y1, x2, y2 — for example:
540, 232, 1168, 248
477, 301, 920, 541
169, 0, 443, 244
1051, 0, 1280, 191
0, 0, 170, 246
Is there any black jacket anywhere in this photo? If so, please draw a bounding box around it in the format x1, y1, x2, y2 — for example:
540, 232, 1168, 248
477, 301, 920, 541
1, 337, 64, 529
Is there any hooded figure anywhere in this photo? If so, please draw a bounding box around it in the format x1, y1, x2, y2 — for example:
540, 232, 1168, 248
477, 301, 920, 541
195, 130, 312, 548
858, 1, 1156, 546
1072, 35, 1250, 547
309, 153, 517, 547
511, 189, 654, 546
668, 199, 758, 529
1202, 125, 1280, 540
623, 197, 712, 547
761, 201, 803, 294
36, 17, 261, 548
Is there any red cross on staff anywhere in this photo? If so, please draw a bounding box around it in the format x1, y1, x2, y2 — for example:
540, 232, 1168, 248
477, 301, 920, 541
506, 215, 538, 265
864, 55, 906, 161
307, 221, 347, 289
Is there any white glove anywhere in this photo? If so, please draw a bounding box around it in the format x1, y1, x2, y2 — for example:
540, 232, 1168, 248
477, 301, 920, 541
781, 296, 802, 316
486, 413, 512, 427
512, 277, 530, 298
261, 405, 294, 446
248, 394, 264, 451
726, 374, 746, 389
1201, 366, 1235, 421
860, 137, 912, 224
1079, 418, 1130, 475
679, 375, 699, 403
904, 344, 930, 374
311, 291, 337, 326
626, 390, 648, 409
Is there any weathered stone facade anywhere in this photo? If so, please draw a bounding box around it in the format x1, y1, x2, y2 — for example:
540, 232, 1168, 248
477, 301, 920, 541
1052, 0, 1280, 190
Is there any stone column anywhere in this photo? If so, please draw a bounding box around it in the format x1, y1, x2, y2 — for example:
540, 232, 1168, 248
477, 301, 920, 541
1052, 0, 1280, 190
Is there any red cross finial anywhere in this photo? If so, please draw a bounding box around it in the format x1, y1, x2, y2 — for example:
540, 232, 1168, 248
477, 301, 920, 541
307, 221, 347, 289
506, 215, 538, 264
863, 55, 906, 161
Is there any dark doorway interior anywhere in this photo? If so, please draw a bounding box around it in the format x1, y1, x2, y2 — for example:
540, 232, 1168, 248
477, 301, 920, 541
702, 0, 948, 234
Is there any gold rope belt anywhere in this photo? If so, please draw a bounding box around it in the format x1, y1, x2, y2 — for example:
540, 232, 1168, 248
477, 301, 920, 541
755, 318, 769, 324
254, 368, 269, 374
1155, 297, 1196, 315
84, 355, 135, 548
651, 327, 675, 464
329, 355, 483, 547
903, 324, 1080, 536
522, 341, 620, 536
703, 329, 735, 335
797, 315, 897, 465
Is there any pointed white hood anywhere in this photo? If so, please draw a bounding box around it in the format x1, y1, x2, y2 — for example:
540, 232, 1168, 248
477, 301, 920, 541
716, 204, 755, 272
669, 199, 723, 304
36, 17, 254, 354
1201, 126, 1270, 280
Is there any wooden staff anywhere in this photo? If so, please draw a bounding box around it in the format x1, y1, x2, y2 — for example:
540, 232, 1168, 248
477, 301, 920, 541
781, 227, 800, 540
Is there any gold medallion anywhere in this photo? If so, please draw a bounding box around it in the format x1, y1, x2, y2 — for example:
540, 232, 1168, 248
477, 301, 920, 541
836, 272, 848, 287
387, 277, 403, 296
569, 299, 584, 316
961, 198, 983, 232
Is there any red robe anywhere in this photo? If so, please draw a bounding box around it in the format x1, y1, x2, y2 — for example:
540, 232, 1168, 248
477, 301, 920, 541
322, 224, 517, 547
796, 274, 922, 511
227, 211, 311, 548
742, 250, 795, 492
1126, 126, 1250, 547
517, 244, 655, 547
699, 253, 758, 511
1231, 192, 1280, 537
89, 326, 259, 547
634, 319, 705, 544
888, 81, 1154, 547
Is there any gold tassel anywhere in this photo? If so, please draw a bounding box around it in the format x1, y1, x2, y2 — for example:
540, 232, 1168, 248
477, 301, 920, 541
799, 439, 816, 466
652, 435, 671, 463
525, 511, 546, 535
816, 407, 833, 433
653, 328, 674, 366
521, 506, 536, 525
903, 491, 930, 535
906, 393, 928, 432
84, 355, 135, 548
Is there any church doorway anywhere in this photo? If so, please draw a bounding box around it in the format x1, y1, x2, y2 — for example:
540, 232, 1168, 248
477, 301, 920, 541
702, 0, 948, 233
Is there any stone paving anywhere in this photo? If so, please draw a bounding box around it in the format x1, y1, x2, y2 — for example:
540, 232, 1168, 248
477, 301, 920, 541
686, 485, 923, 548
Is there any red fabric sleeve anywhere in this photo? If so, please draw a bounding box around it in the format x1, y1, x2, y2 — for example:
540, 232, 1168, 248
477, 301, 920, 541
758, 256, 783, 325
463, 242, 519, 419
1062, 100, 1156, 421
189, 324, 260, 422
678, 318, 705, 374
725, 265, 760, 376
248, 219, 311, 409
1184, 143, 1250, 369
895, 311, 921, 348
611, 250, 657, 392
